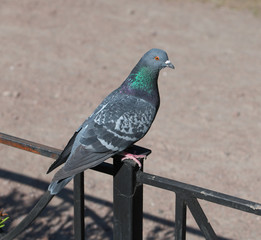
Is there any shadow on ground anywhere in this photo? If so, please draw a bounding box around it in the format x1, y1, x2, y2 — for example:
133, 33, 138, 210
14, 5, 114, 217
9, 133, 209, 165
0, 168, 232, 240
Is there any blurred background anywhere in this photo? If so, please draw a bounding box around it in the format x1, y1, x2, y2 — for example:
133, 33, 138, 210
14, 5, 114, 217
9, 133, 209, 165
1, 0, 261, 239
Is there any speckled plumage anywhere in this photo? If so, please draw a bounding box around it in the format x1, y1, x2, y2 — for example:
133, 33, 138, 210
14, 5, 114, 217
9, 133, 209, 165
47, 48, 174, 195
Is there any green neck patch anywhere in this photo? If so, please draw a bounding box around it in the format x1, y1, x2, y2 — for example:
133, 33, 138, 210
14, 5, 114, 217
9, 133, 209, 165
129, 67, 157, 93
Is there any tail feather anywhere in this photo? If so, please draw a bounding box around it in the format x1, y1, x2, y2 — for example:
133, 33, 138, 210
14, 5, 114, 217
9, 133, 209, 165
48, 176, 74, 195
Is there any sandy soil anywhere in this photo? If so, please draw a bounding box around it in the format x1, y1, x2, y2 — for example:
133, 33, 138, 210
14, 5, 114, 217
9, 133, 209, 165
1, 0, 261, 239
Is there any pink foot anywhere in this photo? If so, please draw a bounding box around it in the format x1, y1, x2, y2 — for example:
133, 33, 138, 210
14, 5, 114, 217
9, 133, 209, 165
121, 152, 147, 168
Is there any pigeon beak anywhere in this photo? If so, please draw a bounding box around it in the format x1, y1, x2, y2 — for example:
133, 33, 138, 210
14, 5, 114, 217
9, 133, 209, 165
164, 60, 175, 69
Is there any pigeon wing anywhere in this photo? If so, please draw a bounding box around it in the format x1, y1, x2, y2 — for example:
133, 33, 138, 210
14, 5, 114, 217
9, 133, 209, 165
46, 130, 79, 174
46, 117, 90, 174
52, 95, 157, 181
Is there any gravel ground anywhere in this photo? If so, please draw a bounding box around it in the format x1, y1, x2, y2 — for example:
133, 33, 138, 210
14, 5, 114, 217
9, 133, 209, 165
1, 0, 261, 239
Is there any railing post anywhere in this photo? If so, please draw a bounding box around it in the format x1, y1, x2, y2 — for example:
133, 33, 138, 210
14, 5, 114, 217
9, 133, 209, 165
175, 194, 187, 240
113, 157, 143, 240
74, 172, 85, 240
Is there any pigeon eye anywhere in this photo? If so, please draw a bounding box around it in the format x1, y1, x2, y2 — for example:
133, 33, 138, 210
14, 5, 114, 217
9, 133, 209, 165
154, 56, 160, 61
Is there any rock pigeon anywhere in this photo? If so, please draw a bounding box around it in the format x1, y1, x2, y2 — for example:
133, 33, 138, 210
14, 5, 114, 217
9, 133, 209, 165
47, 48, 174, 195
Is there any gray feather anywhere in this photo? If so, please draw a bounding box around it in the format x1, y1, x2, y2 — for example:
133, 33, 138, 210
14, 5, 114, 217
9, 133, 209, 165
48, 176, 74, 195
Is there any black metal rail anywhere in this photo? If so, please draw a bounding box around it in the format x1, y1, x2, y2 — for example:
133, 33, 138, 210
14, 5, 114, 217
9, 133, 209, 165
1, 132, 261, 240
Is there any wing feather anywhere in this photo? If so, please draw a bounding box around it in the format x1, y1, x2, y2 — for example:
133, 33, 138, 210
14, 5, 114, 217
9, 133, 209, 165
46, 130, 79, 174
51, 94, 157, 181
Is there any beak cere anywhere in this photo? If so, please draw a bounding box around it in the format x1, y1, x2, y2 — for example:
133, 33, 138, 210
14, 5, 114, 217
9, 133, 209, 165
165, 60, 175, 69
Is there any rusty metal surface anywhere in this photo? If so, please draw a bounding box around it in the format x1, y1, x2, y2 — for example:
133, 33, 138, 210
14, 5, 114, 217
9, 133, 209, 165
0, 132, 61, 159
0, 132, 150, 176
0, 132, 152, 160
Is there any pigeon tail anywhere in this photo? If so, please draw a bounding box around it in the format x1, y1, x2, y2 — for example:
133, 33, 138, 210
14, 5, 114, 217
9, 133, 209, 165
48, 176, 74, 195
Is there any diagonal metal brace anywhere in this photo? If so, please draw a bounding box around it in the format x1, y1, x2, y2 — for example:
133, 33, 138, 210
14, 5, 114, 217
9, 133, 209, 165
185, 196, 218, 240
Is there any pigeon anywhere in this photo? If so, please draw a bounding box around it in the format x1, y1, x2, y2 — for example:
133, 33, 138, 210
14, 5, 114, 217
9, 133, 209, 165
47, 48, 174, 195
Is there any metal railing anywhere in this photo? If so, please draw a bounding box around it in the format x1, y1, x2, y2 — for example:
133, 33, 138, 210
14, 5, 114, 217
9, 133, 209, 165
1, 132, 261, 240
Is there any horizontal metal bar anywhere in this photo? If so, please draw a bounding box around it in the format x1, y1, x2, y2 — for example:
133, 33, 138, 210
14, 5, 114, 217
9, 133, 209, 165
0, 132, 149, 177
0, 132, 115, 175
2, 132, 261, 216
137, 171, 261, 216
91, 162, 114, 176
0, 132, 61, 159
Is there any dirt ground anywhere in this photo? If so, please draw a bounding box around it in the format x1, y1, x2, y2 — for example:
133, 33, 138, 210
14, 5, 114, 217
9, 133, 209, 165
1, 0, 261, 239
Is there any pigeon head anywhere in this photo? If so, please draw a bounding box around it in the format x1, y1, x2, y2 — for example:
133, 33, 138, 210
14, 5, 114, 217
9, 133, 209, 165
138, 48, 175, 71
121, 48, 174, 97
